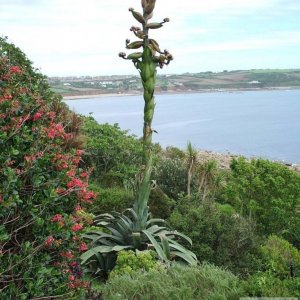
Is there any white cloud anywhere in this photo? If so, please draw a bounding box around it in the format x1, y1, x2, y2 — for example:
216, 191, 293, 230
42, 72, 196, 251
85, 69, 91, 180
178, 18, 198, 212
0, 0, 299, 75
181, 32, 300, 53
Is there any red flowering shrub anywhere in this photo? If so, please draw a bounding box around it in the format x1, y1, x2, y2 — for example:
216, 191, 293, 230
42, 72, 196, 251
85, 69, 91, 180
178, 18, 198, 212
0, 37, 95, 298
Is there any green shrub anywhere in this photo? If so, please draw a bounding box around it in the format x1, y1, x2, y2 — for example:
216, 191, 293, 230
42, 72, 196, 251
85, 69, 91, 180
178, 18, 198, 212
219, 157, 300, 246
169, 197, 261, 276
88, 184, 134, 215
82, 118, 143, 187
165, 146, 186, 160
242, 272, 300, 297
148, 187, 176, 219
153, 157, 188, 199
0, 37, 93, 298
109, 250, 160, 279
100, 263, 243, 300
260, 235, 300, 278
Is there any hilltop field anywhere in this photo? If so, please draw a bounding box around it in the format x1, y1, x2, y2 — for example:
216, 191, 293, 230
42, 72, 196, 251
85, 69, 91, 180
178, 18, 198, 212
49, 69, 300, 97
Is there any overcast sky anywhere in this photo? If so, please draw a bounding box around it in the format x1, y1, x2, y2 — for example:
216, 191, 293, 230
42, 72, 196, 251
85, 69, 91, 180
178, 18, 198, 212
1, 0, 300, 76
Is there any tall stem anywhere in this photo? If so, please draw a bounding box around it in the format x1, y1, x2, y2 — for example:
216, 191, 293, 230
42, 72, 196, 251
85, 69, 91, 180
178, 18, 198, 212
134, 46, 156, 222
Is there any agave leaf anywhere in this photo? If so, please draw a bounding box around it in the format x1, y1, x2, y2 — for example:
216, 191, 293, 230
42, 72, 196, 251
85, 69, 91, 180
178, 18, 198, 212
94, 252, 105, 270
160, 234, 171, 260
118, 216, 133, 232
106, 226, 124, 238
95, 213, 115, 220
95, 239, 116, 247
147, 225, 167, 234
168, 241, 198, 261
115, 221, 131, 235
120, 214, 133, 226
81, 233, 102, 240
111, 245, 133, 251
94, 220, 110, 226
142, 229, 168, 261
92, 233, 125, 244
166, 230, 193, 245
146, 218, 166, 226
125, 208, 139, 221
170, 250, 198, 266
80, 246, 112, 264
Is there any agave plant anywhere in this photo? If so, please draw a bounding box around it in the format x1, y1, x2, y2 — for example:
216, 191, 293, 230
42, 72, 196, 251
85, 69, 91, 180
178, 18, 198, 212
81, 0, 197, 275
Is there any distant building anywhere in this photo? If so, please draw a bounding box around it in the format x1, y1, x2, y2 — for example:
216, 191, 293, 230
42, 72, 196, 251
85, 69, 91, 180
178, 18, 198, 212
248, 80, 260, 84
63, 83, 71, 86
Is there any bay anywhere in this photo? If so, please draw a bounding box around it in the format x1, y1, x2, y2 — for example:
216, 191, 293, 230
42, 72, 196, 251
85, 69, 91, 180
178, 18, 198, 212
64, 90, 300, 163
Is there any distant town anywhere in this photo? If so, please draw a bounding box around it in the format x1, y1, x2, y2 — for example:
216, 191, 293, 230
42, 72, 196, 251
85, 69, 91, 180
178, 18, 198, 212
48, 69, 300, 97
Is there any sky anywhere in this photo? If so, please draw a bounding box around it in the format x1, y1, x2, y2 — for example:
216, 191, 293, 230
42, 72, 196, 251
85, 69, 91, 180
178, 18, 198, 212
1, 0, 300, 76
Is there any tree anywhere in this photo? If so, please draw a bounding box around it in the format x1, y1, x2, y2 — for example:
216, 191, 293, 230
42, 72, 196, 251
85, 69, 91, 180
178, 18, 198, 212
186, 141, 197, 198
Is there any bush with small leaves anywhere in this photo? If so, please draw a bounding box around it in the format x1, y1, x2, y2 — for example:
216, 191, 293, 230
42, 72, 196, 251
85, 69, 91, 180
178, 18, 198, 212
219, 157, 300, 246
100, 263, 244, 300
109, 250, 161, 279
0, 37, 95, 298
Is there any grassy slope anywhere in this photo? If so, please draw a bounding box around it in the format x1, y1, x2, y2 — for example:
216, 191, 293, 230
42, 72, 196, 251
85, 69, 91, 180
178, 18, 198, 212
50, 69, 300, 96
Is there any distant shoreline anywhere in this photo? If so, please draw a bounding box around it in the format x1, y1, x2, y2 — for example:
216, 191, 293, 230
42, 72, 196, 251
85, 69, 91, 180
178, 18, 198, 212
196, 149, 300, 173
63, 86, 300, 100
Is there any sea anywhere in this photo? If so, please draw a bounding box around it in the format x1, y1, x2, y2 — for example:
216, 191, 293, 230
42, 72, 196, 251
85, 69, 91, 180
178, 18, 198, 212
64, 89, 300, 164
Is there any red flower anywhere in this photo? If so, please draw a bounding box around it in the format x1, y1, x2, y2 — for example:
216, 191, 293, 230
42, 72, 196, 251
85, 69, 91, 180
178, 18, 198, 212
69, 275, 76, 281
66, 169, 76, 177
47, 128, 56, 139
76, 149, 84, 156
4, 95, 12, 100
80, 172, 88, 178
75, 204, 82, 211
80, 190, 97, 203
71, 223, 83, 232
79, 242, 88, 252
51, 214, 63, 222
33, 112, 42, 121
24, 155, 36, 163
9, 66, 22, 74
44, 236, 55, 247
60, 251, 74, 259
67, 178, 86, 189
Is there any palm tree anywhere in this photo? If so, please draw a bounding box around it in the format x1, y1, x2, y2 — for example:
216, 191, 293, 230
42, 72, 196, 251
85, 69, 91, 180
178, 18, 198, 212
198, 159, 219, 202
186, 141, 198, 198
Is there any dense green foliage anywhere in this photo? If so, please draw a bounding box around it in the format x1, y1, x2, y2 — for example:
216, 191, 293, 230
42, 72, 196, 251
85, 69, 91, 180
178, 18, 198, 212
82, 117, 143, 187
88, 185, 134, 215
169, 198, 260, 277
99, 263, 243, 300
109, 250, 160, 279
0, 37, 95, 298
260, 235, 300, 278
2, 34, 300, 298
220, 157, 300, 246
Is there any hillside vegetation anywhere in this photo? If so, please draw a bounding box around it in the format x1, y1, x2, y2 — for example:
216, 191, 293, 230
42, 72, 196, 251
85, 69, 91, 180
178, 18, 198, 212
49, 69, 300, 97
1, 38, 300, 299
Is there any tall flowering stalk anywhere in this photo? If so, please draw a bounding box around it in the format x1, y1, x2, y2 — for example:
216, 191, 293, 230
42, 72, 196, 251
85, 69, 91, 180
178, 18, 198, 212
81, 1, 197, 273
119, 0, 173, 226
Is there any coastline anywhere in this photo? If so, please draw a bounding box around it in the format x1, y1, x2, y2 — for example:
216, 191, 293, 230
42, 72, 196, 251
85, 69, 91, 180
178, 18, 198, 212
62, 86, 300, 100
196, 149, 300, 173
62, 89, 300, 171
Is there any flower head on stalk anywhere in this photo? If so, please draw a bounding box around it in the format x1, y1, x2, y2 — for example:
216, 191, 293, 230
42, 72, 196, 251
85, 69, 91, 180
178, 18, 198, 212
119, 1, 173, 70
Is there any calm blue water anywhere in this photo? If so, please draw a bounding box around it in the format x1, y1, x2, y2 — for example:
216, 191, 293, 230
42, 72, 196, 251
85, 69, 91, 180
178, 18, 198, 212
64, 90, 300, 163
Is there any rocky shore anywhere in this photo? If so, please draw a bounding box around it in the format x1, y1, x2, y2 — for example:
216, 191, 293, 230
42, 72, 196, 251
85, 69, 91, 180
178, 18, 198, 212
197, 149, 300, 172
